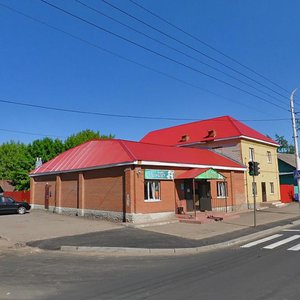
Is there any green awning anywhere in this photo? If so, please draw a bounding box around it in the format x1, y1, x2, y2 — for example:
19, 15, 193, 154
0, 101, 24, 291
176, 168, 225, 180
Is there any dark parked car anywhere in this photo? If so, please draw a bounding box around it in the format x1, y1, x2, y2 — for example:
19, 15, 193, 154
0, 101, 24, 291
0, 196, 31, 215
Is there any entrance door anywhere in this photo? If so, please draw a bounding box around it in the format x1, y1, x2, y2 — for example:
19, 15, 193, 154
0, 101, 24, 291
198, 181, 212, 211
45, 185, 50, 209
261, 182, 267, 202
184, 181, 194, 212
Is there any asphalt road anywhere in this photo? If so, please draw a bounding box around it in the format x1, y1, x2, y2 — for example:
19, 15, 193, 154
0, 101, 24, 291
1, 225, 300, 300
26, 217, 299, 250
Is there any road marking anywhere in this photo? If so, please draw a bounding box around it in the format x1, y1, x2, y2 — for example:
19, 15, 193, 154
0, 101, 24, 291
263, 235, 300, 250
288, 243, 300, 251
283, 229, 300, 232
241, 234, 282, 248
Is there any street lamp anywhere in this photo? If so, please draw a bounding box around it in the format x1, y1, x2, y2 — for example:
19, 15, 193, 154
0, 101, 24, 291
290, 88, 300, 206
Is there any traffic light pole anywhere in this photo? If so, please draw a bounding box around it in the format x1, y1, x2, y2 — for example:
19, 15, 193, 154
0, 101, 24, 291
252, 160, 257, 227
248, 159, 257, 227
290, 88, 300, 207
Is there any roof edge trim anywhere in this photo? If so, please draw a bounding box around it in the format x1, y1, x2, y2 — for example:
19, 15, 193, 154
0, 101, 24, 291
139, 161, 246, 171
30, 161, 138, 177
178, 135, 278, 147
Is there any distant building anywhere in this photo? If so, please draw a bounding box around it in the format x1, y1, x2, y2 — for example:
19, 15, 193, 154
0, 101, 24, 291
278, 153, 296, 202
0, 180, 15, 195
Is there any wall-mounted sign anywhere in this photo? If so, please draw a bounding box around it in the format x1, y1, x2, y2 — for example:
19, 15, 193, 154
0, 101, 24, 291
145, 169, 174, 180
293, 170, 300, 179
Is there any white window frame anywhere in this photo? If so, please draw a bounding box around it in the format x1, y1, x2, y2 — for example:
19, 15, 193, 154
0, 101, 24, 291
267, 151, 272, 163
270, 182, 274, 194
144, 180, 161, 202
249, 148, 255, 162
217, 181, 227, 198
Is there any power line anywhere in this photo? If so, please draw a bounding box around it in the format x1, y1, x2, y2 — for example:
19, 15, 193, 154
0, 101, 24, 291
128, 0, 291, 95
0, 97, 291, 123
101, 0, 289, 101
0, 2, 293, 120
39, 0, 288, 111
0, 128, 66, 139
75, 0, 286, 106
0, 2, 272, 114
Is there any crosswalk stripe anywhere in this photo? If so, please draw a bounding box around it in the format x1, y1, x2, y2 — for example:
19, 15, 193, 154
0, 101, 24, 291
241, 234, 282, 248
288, 243, 300, 251
283, 229, 300, 232
263, 235, 300, 250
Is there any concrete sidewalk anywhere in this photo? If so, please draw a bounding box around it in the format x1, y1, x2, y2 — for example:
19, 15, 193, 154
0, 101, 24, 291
1, 202, 300, 254
0, 210, 122, 249
141, 202, 300, 240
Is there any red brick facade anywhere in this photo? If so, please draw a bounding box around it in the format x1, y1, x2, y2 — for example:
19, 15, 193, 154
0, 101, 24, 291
31, 164, 245, 222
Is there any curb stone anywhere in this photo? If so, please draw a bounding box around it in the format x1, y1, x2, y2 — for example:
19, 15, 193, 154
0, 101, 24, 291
60, 219, 300, 256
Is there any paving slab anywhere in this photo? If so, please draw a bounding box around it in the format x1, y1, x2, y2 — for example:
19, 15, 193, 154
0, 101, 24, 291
0, 210, 121, 249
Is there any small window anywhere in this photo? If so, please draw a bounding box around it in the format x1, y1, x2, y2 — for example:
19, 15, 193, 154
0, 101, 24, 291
252, 182, 257, 196
267, 151, 272, 163
217, 182, 227, 198
144, 180, 160, 202
249, 148, 255, 162
270, 182, 274, 194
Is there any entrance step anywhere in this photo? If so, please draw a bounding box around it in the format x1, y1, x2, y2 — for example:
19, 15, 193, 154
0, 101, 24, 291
259, 201, 288, 208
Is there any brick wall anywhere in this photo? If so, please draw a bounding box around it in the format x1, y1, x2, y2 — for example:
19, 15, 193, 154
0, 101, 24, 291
83, 167, 124, 212
61, 173, 78, 208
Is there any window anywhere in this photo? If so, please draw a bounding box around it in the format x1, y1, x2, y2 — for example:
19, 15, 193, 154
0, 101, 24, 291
270, 182, 274, 194
144, 180, 160, 202
267, 151, 272, 163
217, 182, 227, 198
252, 182, 257, 196
249, 148, 255, 162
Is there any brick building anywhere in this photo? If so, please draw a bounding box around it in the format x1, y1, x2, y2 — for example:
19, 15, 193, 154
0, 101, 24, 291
30, 139, 246, 223
141, 115, 280, 207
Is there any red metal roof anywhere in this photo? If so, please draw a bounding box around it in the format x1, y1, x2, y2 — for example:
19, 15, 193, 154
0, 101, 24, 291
140, 115, 278, 146
30, 139, 245, 176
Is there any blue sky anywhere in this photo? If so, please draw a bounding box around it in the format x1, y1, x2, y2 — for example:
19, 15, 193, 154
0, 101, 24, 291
0, 0, 299, 145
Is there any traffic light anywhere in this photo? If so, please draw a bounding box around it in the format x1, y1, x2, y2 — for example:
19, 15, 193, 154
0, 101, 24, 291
248, 161, 254, 176
253, 162, 260, 176
248, 161, 260, 176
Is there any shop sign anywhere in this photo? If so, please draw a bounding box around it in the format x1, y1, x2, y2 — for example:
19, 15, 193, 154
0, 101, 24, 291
144, 169, 174, 180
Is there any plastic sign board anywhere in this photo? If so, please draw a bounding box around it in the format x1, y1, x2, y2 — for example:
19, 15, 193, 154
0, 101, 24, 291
145, 169, 174, 180
293, 170, 300, 179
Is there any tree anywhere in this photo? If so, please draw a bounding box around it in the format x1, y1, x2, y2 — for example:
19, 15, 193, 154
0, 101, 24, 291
0, 141, 32, 190
63, 129, 114, 151
27, 137, 64, 165
0, 129, 114, 190
274, 134, 295, 153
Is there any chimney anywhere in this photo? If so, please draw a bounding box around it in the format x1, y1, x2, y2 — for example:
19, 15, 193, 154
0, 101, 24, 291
35, 157, 43, 169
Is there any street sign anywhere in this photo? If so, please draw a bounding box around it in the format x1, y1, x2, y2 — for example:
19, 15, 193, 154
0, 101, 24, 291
293, 170, 300, 179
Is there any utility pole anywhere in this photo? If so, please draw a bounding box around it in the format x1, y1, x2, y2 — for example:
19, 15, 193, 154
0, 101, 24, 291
290, 88, 300, 206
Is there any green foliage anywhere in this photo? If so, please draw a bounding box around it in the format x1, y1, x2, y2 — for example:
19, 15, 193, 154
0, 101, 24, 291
275, 134, 295, 154
28, 137, 65, 165
0, 141, 32, 190
64, 129, 114, 150
0, 129, 114, 191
